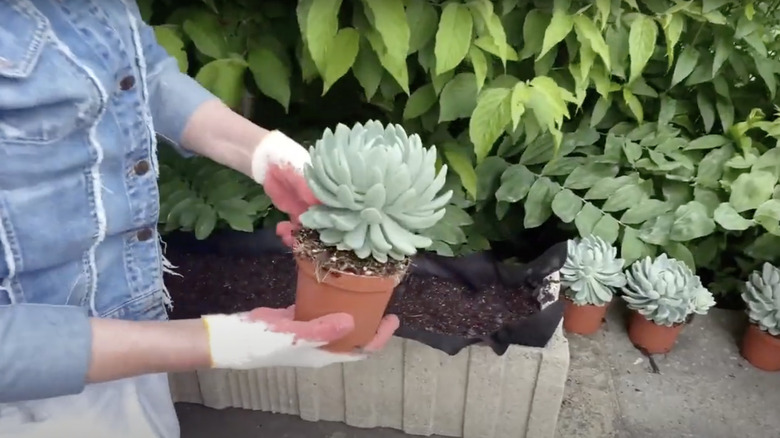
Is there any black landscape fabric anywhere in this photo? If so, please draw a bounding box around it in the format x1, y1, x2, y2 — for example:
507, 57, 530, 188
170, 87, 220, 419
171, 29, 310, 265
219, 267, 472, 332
163, 228, 566, 356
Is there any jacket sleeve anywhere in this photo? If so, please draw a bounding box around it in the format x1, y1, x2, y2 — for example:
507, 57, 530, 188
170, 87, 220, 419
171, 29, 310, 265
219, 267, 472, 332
133, 15, 218, 157
0, 304, 92, 403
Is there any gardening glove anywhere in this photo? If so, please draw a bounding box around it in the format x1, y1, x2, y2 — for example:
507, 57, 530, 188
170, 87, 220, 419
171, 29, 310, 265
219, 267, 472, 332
250, 131, 319, 247
202, 305, 400, 369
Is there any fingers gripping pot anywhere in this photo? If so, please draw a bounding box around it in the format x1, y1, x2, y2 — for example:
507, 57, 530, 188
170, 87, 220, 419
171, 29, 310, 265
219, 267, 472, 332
293, 121, 452, 353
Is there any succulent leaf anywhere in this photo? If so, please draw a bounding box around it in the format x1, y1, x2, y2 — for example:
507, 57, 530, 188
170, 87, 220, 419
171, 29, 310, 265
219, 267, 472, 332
621, 254, 715, 327
300, 120, 452, 262
742, 263, 780, 336
561, 235, 627, 306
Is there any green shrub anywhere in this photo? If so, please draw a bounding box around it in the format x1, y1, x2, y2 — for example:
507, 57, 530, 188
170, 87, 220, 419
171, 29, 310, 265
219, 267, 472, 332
146, 0, 780, 296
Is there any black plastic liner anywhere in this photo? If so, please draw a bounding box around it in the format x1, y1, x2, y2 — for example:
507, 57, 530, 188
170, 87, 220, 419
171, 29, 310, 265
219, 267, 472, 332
162, 229, 566, 356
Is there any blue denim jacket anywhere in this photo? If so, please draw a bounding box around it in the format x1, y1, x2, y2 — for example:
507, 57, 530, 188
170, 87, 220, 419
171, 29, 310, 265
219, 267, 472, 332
0, 0, 216, 402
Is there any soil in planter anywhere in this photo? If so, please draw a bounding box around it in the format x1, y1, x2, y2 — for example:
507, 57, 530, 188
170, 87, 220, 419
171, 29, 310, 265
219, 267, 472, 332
162, 246, 541, 338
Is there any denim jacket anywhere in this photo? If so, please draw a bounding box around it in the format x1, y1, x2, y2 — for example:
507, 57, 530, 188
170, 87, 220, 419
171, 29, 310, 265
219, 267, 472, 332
0, 0, 216, 403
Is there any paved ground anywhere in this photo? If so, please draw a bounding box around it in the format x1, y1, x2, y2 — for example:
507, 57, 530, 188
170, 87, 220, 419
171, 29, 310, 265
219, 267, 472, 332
557, 303, 780, 438
177, 303, 780, 438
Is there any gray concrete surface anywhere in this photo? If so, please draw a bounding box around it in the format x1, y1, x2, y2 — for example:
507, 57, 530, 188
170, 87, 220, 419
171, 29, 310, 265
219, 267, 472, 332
178, 303, 780, 438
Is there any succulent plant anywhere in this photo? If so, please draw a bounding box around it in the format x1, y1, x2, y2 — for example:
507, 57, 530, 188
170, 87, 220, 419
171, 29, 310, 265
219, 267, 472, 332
299, 121, 452, 263
622, 254, 715, 327
742, 263, 780, 336
560, 235, 626, 306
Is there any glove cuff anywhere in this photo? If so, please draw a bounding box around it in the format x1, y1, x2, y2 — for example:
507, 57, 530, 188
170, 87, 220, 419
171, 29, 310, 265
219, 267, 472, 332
250, 130, 311, 184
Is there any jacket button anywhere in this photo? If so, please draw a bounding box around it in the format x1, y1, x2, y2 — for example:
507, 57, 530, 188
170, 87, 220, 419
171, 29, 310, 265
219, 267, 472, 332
137, 228, 153, 241
119, 75, 136, 90
134, 159, 150, 175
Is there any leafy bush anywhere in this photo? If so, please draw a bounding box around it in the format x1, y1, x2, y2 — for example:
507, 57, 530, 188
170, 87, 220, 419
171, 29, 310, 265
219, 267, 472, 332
145, 0, 780, 296
157, 144, 278, 239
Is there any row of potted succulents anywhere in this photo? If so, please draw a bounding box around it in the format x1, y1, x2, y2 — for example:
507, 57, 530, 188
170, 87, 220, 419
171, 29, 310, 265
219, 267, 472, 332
560, 235, 780, 371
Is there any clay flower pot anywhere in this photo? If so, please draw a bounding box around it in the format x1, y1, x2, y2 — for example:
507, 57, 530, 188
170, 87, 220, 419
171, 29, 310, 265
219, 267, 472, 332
740, 323, 780, 371
563, 297, 610, 335
293, 255, 404, 353
627, 311, 684, 354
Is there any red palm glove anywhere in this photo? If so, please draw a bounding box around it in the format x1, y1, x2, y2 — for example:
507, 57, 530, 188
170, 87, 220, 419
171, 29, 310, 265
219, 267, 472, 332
250, 131, 319, 247
264, 164, 319, 247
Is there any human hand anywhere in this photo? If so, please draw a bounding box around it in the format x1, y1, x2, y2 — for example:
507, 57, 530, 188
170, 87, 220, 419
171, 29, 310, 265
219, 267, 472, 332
202, 305, 400, 369
250, 131, 319, 247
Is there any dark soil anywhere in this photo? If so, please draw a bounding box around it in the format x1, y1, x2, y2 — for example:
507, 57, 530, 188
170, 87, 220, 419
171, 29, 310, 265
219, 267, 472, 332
163, 247, 541, 338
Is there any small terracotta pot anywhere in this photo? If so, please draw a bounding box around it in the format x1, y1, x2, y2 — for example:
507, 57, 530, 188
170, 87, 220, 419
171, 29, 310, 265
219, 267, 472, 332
293, 255, 404, 353
563, 297, 610, 335
740, 323, 780, 371
627, 311, 684, 354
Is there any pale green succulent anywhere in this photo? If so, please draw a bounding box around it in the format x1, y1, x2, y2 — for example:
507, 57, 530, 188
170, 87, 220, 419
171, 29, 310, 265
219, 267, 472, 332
561, 235, 626, 306
299, 120, 452, 263
742, 263, 780, 336
622, 254, 715, 327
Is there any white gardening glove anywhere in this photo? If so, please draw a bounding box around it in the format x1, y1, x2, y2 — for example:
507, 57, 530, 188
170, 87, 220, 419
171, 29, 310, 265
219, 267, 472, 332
250, 131, 319, 247
250, 130, 311, 185
202, 306, 399, 369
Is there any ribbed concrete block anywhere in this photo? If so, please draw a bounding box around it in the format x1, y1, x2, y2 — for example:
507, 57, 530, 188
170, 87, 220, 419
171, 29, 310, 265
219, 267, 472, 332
167, 371, 202, 404
169, 272, 569, 438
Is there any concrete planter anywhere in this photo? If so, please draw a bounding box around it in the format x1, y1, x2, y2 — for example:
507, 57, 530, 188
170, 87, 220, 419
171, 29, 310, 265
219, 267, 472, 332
169, 273, 569, 438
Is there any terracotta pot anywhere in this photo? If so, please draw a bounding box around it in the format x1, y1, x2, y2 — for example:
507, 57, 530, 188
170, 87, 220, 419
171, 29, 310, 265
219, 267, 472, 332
563, 297, 610, 335
740, 323, 780, 371
627, 311, 684, 354
293, 255, 403, 353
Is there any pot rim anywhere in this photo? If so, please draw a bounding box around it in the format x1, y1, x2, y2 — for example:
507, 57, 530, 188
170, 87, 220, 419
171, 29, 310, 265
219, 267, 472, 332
747, 322, 780, 346
630, 310, 684, 328
563, 295, 611, 307
295, 253, 405, 291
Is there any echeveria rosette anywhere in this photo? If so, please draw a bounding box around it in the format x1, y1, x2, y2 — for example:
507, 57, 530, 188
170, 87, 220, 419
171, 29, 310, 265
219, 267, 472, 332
622, 254, 715, 327
561, 235, 626, 306
299, 121, 452, 263
742, 263, 780, 336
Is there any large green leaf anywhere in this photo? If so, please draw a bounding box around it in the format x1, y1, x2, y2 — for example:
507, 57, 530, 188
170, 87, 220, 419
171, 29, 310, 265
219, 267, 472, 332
403, 84, 437, 119
439, 73, 479, 122
754, 199, 780, 235
321, 28, 360, 93
443, 143, 478, 200
628, 14, 657, 83
195, 58, 248, 109
182, 12, 228, 59
669, 201, 716, 241
406, 0, 439, 53
713, 203, 754, 231
729, 171, 777, 212
435, 3, 474, 75
495, 164, 536, 203
302, 0, 342, 73
247, 47, 291, 111
551, 188, 583, 223
352, 39, 384, 100
524, 177, 560, 228
671, 47, 699, 87
360, 0, 410, 90
538, 2, 573, 60
154, 26, 189, 72
469, 87, 511, 162
573, 15, 610, 70
661, 13, 684, 69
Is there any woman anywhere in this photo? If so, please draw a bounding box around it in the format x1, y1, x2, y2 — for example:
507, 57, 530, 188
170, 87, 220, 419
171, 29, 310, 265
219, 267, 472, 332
0, 1, 398, 436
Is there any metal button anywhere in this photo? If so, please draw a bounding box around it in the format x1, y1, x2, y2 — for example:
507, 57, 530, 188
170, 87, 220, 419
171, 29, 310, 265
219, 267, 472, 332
134, 159, 150, 175
136, 228, 153, 241
119, 75, 136, 90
